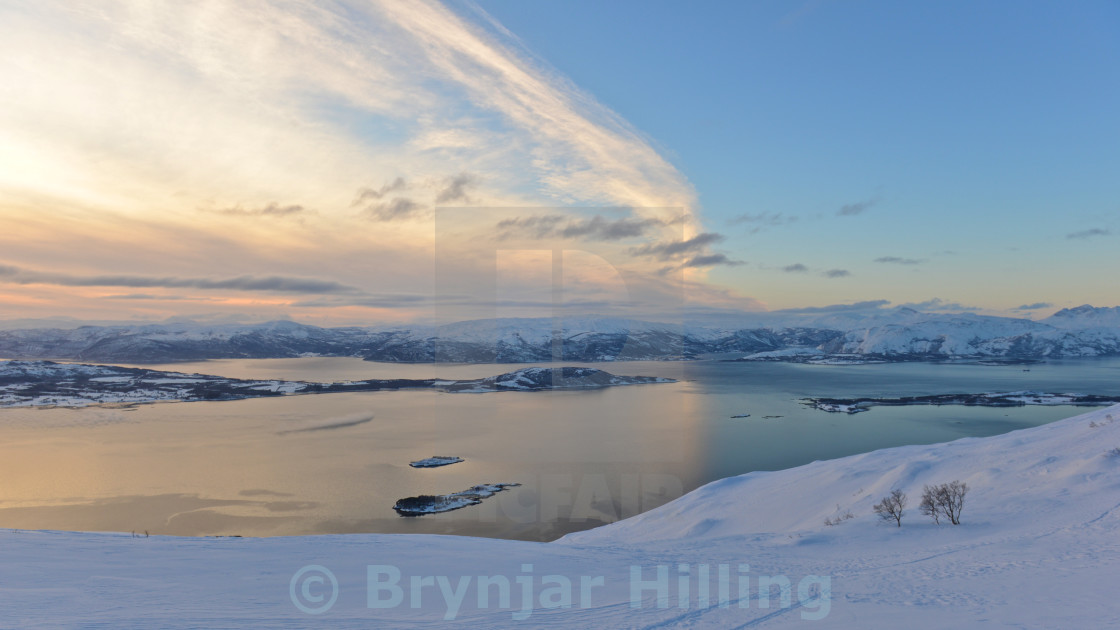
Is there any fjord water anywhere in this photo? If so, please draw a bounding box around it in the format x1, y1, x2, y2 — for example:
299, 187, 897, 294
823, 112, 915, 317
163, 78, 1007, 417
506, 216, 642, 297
0, 357, 1117, 541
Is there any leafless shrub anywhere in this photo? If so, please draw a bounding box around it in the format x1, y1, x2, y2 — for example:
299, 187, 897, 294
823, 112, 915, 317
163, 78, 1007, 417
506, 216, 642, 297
823, 509, 854, 526
920, 481, 968, 525
873, 489, 907, 527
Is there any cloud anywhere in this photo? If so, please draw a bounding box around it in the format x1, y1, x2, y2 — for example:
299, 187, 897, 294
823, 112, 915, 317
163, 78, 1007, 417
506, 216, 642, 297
496, 214, 674, 242
898, 298, 980, 312
494, 214, 567, 239
873, 256, 925, 265
629, 233, 725, 261
363, 198, 425, 221
1066, 228, 1110, 240
212, 203, 308, 217
1014, 302, 1053, 311
682, 254, 744, 268
353, 178, 408, 205
100, 294, 217, 301
289, 294, 432, 308
782, 263, 808, 273
776, 300, 891, 314
0, 0, 702, 324
435, 173, 477, 204
729, 212, 798, 233
0, 263, 356, 294
821, 269, 851, 278
561, 216, 661, 240
837, 196, 881, 216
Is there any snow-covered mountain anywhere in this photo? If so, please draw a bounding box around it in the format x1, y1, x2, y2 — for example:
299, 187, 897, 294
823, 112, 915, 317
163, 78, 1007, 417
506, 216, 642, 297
5, 404, 1119, 627
823, 310, 1120, 359
2, 307, 1120, 363
0, 318, 836, 363
1043, 304, 1120, 329
0, 320, 381, 362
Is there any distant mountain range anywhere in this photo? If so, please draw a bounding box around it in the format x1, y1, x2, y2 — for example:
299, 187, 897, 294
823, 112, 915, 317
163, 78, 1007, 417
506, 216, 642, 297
1, 305, 1119, 364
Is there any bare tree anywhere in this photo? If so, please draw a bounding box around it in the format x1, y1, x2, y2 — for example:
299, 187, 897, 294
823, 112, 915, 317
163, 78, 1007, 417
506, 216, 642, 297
873, 489, 907, 527
920, 481, 969, 525
942, 481, 967, 525
919, 486, 939, 524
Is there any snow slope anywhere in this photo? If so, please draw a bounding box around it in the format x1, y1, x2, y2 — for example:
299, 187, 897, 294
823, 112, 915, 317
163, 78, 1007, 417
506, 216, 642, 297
3, 406, 1120, 628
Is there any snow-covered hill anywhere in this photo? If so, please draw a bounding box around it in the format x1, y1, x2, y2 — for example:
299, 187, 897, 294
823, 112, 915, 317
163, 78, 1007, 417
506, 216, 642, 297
3, 405, 1119, 627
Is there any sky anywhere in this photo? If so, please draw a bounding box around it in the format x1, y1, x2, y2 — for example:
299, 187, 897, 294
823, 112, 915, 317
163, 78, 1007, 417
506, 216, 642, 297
0, 0, 1117, 326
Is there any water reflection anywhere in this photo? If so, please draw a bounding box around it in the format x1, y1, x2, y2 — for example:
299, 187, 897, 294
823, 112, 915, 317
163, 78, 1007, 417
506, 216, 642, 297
0, 357, 1115, 540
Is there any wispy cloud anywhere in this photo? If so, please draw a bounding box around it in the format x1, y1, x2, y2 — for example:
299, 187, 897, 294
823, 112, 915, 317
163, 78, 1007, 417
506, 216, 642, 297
627, 233, 743, 269
729, 212, 798, 233
1014, 302, 1053, 311
496, 213, 677, 242
363, 198, 426, 222
874, 256, 925, 265
1066, 228, 1110, 240
837, 196, 881, 217
211, 203, 309, 217
629, 233, 725, 261
821, 269, 851, 278
0, 1, 702, 323
898, 298, 980, 312
435, 173, 477, 204
782, 263, 808, 273
495, 214, 566, 238
683, 254, 744, 268
777, 300, 890, 314
100, 294, 218, 301
289, 294, 433, 308
0, 263, 356, 294
379, 1, 699, 213
353, 179, 408, 205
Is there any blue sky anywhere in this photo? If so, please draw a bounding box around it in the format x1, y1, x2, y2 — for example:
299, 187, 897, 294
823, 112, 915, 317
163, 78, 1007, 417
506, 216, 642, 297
0, 1, 1116, 324
474, 0, 1120, 312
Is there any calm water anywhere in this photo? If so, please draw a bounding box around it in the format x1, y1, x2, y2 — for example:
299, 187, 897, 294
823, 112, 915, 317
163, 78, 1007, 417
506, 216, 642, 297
0, 357, 1117, 540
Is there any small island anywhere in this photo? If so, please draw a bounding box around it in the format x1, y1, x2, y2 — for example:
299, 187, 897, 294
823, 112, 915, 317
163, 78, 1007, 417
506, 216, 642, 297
393, 483, 521, 516
409, 456, 464, 469
805, 391, 1120, 414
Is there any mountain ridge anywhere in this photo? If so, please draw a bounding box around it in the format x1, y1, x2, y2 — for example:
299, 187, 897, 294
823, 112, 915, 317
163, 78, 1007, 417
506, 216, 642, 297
2, 306, 1120, 363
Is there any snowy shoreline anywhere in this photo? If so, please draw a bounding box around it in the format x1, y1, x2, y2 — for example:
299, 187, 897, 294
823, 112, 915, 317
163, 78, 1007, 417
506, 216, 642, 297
0, 360, 673, 408
805, 391, 1120, 414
